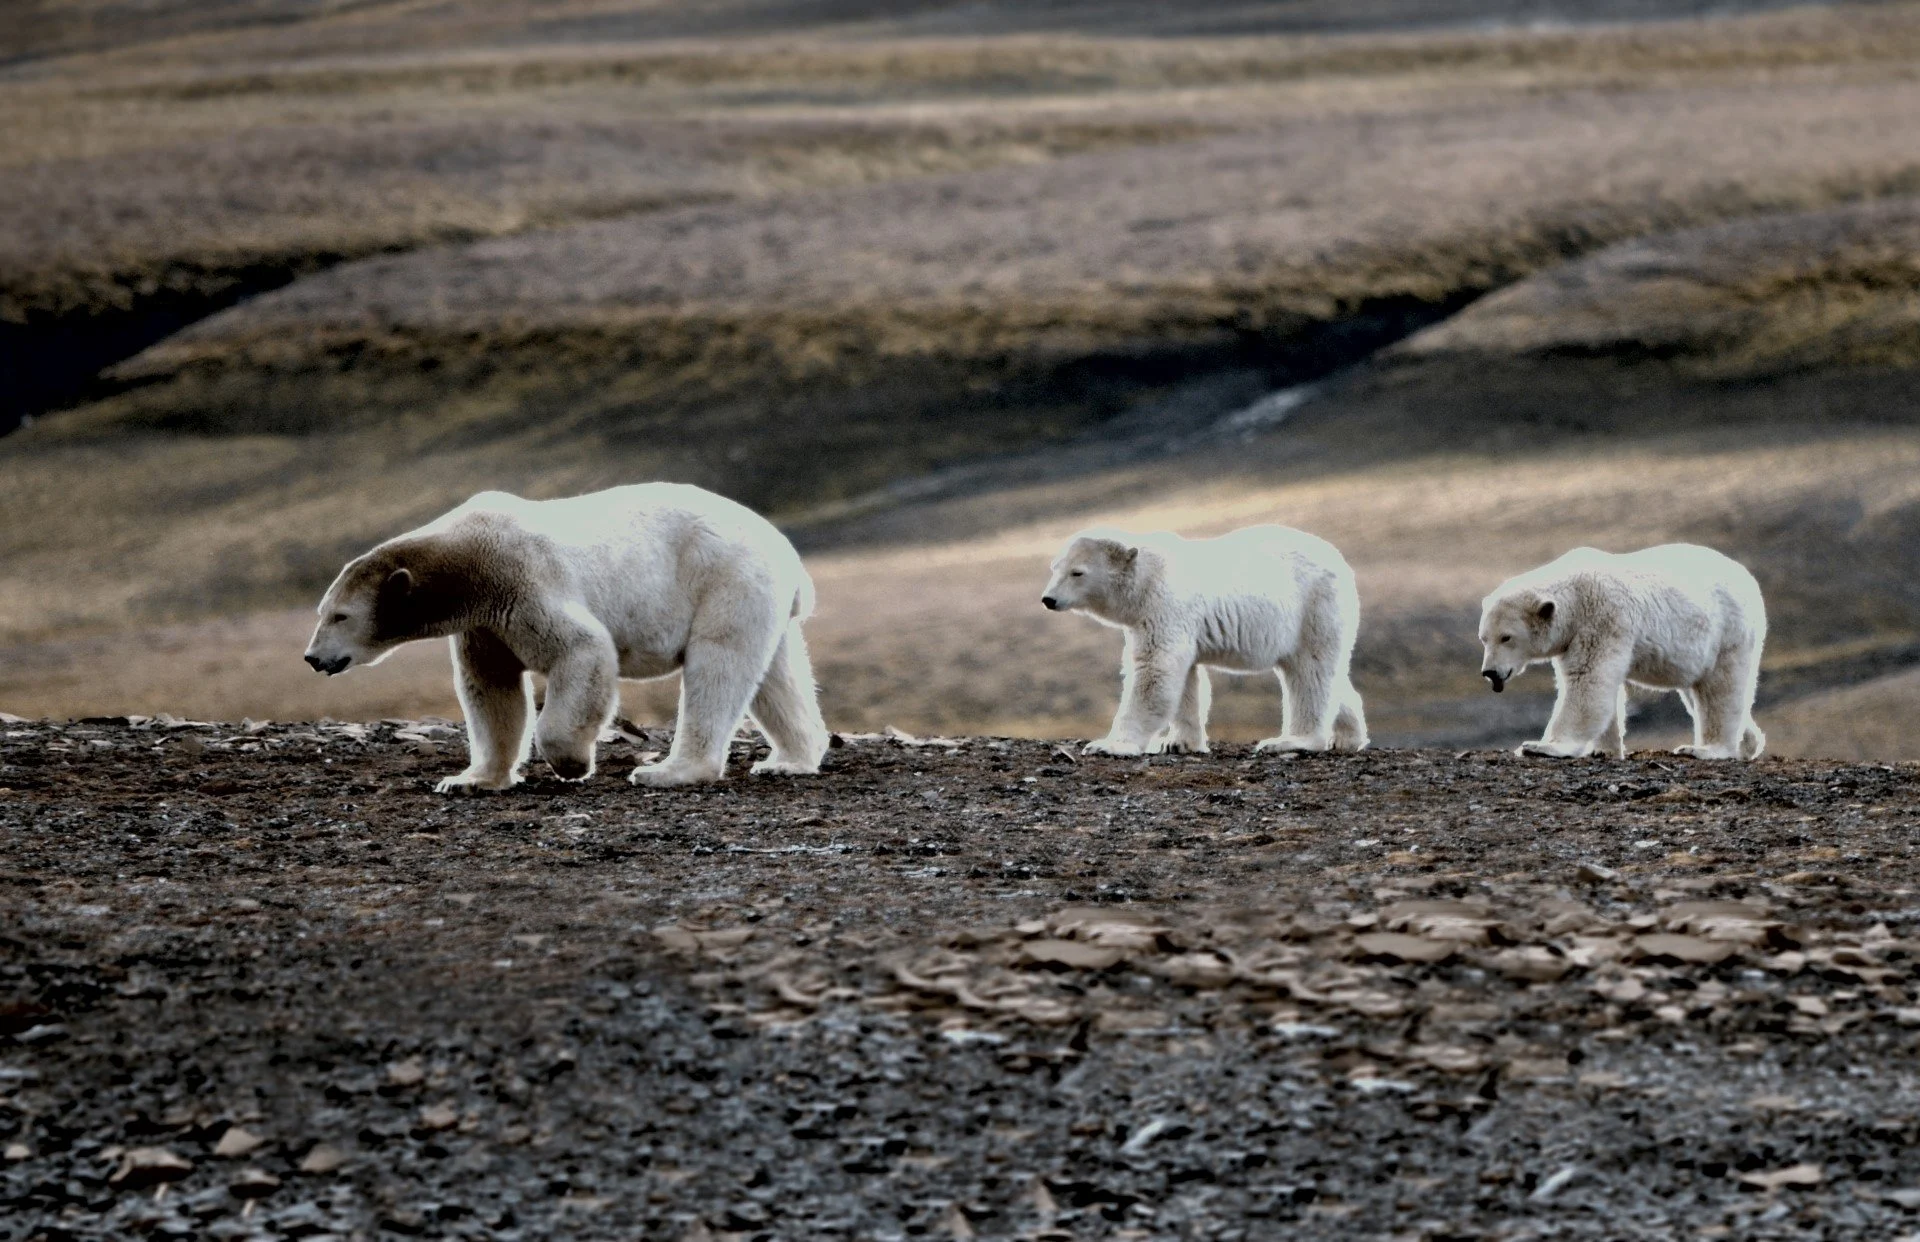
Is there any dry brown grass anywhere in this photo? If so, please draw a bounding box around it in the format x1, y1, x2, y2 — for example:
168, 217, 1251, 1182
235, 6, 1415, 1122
8, 78, 1916, 644
10, 4, 1920, 318
1402, 198, 1920, 376
74, 7, 1920, 104
0, 106, 1211, 319
1761, 667, 1920, 761
105, 79, 1920, 344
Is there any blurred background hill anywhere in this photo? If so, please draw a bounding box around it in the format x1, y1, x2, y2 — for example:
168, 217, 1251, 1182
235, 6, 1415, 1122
3, 0, 1919, 758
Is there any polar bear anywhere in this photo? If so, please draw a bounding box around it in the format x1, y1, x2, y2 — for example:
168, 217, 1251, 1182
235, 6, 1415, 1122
303, 483, 830, 790
1041, 524, 1368, 756
1478, 544, 1766, 760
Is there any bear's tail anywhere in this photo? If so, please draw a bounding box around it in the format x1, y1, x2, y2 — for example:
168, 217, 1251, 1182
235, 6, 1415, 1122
1739, 720, 1766, 761
792, 569, 817, 622
1331, 678, 1369, 752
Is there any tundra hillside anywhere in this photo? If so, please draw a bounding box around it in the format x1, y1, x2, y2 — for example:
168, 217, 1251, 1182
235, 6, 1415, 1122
3, 1, 1920, 755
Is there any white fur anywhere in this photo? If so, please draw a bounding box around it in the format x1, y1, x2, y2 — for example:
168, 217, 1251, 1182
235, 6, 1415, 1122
305, 483, 830, 791
1479, 543, 1767, 761
1041, 524, 1368, 756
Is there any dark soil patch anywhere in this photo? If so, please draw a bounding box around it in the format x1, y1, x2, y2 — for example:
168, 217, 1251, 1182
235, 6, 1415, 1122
3, 719, 1919, 1239
0, 256, 361, 437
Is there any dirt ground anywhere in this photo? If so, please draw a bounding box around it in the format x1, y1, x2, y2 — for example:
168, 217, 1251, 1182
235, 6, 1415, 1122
5, 717, 1920, 1240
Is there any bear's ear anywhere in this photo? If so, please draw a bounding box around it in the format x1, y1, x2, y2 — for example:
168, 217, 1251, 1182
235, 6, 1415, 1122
1536, 598, 1556, 622
1115, 543, 1139, 568
372, 561, 462, 639
372, 566, 419, 637
381, 567, 415, 602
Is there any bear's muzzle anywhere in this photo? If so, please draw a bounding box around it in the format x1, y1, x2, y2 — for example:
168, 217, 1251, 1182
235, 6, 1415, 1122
306, 653, 352, 676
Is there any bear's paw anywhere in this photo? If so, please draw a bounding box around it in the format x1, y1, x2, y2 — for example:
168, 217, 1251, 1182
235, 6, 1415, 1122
1516, 740, 1589, 760
630, 761, 725, 788
1255, 735, 1331, 755
434, 770, 520, 795
750, 757, 820, 777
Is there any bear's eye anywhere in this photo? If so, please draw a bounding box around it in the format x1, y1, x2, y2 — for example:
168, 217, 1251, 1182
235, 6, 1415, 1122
1070, 569, 1085, 578
1499, 636, 1512, 644
330, 611, 350, 624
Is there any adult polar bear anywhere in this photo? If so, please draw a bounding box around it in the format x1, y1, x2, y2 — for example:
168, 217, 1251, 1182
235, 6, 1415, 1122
303, 483, 830, 790
1479, 544, 1766, 760
1041, 524, 1368, 755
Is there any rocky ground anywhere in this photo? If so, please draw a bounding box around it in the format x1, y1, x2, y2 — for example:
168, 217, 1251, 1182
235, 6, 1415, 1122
4, 718, 1920, 1240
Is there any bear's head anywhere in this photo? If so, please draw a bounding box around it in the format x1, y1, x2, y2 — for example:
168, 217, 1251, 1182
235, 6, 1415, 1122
304, 541, 468, 676
1477, 590, 1562, 692
1042, 532, 1139, 621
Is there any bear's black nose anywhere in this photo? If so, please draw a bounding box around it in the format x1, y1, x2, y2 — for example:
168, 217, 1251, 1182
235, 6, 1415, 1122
306, 653, 351, 675
1482, 669, 1505, 693
1041, 596, 1061, 611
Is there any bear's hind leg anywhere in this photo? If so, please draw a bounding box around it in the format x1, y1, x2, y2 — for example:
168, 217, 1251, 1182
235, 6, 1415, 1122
1735, 633, 1765, 759
1605, 684, 1628, 759
1259, 653, 1338, 754
438, 630, 533, 794
748, 621, 830, 776
1674, 682, 1747, 760
1675, 635, 1762, 761
1330, 674, 1369, 752
1153, 663, 1210, 754
633, 603, 778, 787
1675, 688, 1703, 749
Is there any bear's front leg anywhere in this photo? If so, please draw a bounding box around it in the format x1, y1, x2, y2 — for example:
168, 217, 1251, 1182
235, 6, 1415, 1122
1151, 663, 1211, 754
437, 630, 533, 794
533, 623, 619, 782
1520, 653, 1628, 760
1087, 636, 1190, 756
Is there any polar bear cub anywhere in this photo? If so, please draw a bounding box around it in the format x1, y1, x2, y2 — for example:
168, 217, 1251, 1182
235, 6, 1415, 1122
1041, 524, 1368, 755
304, 482, 830, 790
1479, 544, 1766, 760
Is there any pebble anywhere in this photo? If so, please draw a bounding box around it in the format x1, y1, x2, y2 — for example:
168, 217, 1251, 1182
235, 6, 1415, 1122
110, 1147, 195, 1188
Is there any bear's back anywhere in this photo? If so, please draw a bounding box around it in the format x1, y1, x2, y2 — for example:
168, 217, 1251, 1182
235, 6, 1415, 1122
1614, 543, 1763, 614
1152, 524, 1348, 600
447, 483, 777, 554
1525, 544, 1757, 618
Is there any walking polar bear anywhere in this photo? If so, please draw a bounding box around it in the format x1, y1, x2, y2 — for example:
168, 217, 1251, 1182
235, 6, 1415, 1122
304, 483, 830, 790
1479, 544, 1766, 761
1041, 524, 1368, 756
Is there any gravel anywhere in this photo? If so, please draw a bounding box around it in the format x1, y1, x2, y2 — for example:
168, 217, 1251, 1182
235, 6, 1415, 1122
4, 717, 1920, 1239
